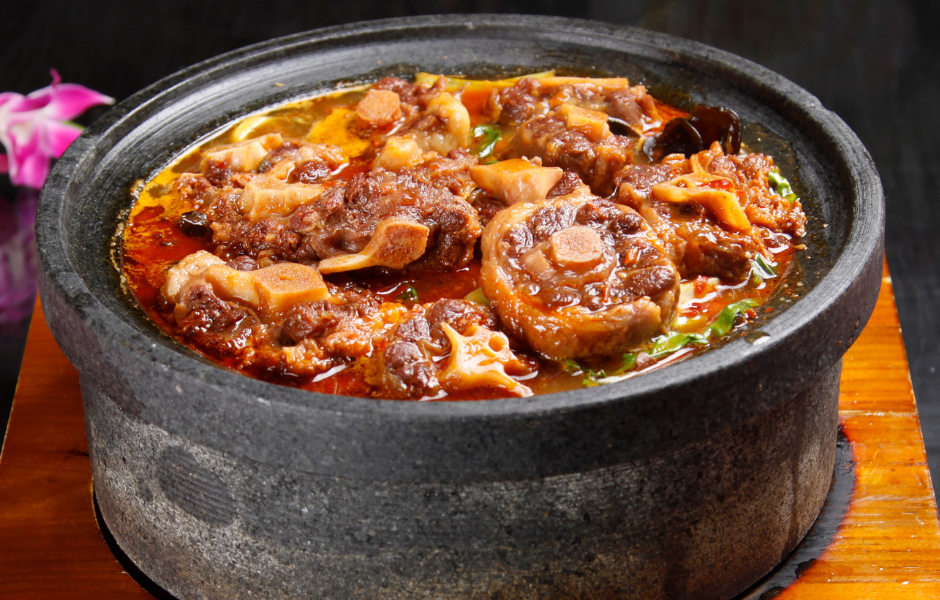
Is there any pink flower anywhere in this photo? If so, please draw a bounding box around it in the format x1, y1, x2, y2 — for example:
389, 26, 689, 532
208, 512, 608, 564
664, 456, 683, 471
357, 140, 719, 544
0, 189, 39, 323
0, 70, 113, 189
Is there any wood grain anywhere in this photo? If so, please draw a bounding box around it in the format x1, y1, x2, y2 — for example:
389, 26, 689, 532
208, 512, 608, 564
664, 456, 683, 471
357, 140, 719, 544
0, 300, 151, 599
0, 261, 938, 598
777, 264, 940, 599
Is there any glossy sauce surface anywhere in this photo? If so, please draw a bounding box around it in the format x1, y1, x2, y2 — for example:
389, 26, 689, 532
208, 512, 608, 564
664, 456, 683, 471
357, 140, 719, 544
122, 75, 800, 399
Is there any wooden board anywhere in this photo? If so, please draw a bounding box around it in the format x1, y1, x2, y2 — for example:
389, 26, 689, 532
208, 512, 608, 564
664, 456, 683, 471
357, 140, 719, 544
1, 261, 938, 599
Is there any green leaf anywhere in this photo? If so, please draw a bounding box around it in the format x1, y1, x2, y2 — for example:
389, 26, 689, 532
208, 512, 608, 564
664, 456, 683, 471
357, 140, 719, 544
397, 285, 419, 302
563, 359, 583, 374
705, 299, 760, 338
575, 298, 761, 387
646, 332, 709, 359
768, 169, 798, 203
609, 353, 638, 376
750, 254, 777, 280
471, 125, 502, 159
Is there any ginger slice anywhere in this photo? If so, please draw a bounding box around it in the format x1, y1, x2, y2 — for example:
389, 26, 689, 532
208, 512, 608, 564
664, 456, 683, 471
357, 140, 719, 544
252, 262, 330, 317
650, 154, 751, 231
204, 133, 283, 172
356, 89, 402, 128
556, 104, 612, 141
438, 323, 533, 397
237, 174, 324, 221
470, 159, 564, 205
317, 219, 431, 274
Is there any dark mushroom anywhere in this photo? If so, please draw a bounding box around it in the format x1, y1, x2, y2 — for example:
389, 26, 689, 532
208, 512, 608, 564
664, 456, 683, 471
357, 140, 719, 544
643, 118, 703, 161
688, 105, 741, 155
643, 104, 742, 161
179, 211, 210, 238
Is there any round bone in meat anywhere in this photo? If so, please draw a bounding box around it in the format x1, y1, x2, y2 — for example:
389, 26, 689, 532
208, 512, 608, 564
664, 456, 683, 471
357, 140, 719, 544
317, 218, 430, 273
481, 192, 680, 359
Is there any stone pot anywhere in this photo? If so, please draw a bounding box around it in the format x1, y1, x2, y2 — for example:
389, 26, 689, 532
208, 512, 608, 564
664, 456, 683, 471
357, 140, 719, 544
36, 14, 884, 600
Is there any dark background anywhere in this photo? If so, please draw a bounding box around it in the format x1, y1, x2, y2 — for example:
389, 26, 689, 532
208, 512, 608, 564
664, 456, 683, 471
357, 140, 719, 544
1, 0, 937, 485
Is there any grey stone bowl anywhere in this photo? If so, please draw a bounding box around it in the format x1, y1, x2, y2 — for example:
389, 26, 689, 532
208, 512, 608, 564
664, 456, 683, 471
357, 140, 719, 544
36, 14, 883, 600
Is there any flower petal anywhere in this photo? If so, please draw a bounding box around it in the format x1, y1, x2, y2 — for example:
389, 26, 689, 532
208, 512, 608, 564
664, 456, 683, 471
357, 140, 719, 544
34, 83, 113, 121
0, 154, 7, 174
40, 119, 82, 157
0, 92, 23, 111
11, 148, 50, 188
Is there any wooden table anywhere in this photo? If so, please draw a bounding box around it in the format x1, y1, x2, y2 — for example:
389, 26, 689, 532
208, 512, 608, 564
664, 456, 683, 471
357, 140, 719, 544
1, 262, 939, 599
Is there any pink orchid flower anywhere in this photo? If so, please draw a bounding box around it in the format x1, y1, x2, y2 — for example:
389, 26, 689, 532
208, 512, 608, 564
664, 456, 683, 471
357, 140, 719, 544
0, 70, 113, 189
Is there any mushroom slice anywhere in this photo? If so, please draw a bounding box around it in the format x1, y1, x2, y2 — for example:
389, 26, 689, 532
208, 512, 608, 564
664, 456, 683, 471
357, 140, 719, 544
204, 133, 283, 172
252, 262, 331, 318
356, 89, 403, 128
469, 159, 564, 205
651, 153, 750, 231
317, 219, 431, 274
438, 323, 533, 397
237, 174, 325, 221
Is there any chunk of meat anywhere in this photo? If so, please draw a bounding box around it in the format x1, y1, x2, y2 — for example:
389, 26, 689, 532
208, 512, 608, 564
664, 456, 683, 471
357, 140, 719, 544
263, 141, 347, 184
616, 143, 799, 282
282, 296, 404, 374
480, 191, 680, 359
300, 169, 482, 273
650, 152, 750, 231
165, 253, 330, 323
487, 77, 659, 132
355, 89, 403, 128
161, 250, 225, 303
371, 299, 526, 399
469, 158, 563, 205
405, 91, 472, 154
697, 143, 807, 236
501, 108, 635, 197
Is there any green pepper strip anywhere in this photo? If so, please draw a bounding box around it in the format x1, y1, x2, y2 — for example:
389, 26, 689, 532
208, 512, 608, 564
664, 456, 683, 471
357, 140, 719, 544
750, 254, 778, 283
397, 284, 419, 302
581, 298, 760, 386
768, 169, 798, 204
471, 125, 501, 160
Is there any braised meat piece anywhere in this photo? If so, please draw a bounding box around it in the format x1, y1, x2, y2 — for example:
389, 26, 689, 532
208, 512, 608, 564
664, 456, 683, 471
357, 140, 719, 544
480, 189, 680, 360
501, 105, 636, 197
293, 166, 482, 273
486, 76, 660, 132
616, 143, 803, 282
371, 76, 471, 155
373, 299, 531, 398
